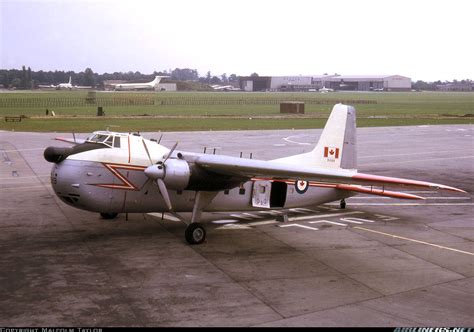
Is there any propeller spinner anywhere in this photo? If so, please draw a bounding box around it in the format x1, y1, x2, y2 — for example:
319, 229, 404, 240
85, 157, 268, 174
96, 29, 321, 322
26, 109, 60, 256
142, 139, 190, 211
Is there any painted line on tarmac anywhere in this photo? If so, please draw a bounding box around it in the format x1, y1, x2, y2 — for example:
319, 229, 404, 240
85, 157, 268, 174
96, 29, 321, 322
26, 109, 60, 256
279, 224, 319, 231
309, 220, 347, 227
358, 149, 467, 159
0, 148, 48, 153
354, 226, 474, 257
289, 211, 363, 222
283, 135, 312, 146
360, 155, 474, 166
247, 220, 278, 226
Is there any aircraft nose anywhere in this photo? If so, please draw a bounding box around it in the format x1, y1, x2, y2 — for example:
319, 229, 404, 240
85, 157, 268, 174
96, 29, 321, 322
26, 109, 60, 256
44, 146, 72, 163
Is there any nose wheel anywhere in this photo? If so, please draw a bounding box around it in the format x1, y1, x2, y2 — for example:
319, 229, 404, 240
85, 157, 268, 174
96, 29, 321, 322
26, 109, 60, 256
185, 223, 206, 245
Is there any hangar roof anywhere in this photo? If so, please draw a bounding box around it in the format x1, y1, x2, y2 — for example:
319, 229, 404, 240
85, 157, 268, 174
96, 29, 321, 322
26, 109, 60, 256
327, 75, 410, 81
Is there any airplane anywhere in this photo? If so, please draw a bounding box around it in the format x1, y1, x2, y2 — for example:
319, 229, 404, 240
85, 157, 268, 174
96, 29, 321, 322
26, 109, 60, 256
319, 85, 334, 93
111, 76, 169, 91
210, 84, 242, 92
43, 103, 466, 245
38, 76, 92, 90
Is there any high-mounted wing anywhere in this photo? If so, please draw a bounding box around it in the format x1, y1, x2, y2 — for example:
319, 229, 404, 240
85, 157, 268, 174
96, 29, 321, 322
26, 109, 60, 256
195, 154, 465, 194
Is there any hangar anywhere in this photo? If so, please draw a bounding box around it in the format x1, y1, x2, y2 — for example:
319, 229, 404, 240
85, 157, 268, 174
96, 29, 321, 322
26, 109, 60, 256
239, 74, 412, 92
326, 75, 412, 91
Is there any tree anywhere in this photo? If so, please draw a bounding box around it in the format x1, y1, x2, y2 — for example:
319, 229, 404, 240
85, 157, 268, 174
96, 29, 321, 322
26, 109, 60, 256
84, 68, 95, 86
210, 76, 221, 84
171, 68, 199, 81
11, 78, 21, 89
221, 73, 228, 84
228, 74, 238, 82
250, 72, 259, 77
21, 65, 27, 89
27, 67, 32, 89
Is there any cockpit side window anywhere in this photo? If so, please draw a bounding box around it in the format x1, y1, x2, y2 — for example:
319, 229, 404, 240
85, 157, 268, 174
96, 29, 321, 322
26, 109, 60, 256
113, 136, 121, 148
104, 136, 113, 147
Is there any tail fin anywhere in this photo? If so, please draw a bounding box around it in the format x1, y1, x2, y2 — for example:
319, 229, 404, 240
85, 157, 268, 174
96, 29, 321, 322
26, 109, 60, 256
273, 103, 357, 170
68, 76, 72, 84
152, 75, 169, 85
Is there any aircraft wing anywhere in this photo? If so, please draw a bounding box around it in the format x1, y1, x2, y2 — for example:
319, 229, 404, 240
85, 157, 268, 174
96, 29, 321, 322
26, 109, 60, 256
195, 154, 465, 194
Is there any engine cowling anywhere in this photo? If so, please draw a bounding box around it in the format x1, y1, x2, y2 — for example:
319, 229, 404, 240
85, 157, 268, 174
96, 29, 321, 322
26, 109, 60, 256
144, 159, 190, 190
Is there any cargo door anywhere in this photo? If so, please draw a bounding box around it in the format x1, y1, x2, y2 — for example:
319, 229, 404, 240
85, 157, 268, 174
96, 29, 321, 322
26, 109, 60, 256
252, 180, 271, 208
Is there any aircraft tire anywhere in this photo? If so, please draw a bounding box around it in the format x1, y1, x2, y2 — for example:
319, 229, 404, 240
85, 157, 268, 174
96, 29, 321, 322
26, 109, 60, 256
185, 223, 206, 245
100, 212, 118, 220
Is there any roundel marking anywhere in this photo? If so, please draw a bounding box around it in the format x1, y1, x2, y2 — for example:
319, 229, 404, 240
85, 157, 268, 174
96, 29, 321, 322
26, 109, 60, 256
295, 180, 309, 194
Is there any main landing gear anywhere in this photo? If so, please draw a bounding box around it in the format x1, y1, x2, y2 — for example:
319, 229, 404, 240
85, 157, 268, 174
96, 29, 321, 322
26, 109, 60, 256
185, 223, 206, 245
340, 199, 346, 209
182, 191, 217, 245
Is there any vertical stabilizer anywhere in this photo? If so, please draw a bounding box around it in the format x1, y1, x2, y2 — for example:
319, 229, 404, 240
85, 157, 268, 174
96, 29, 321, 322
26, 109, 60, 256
273, 103, 357, 170
68, 76, 72, 84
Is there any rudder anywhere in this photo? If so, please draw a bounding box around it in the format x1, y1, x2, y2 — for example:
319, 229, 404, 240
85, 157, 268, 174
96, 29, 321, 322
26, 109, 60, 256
273, 103, 357, 170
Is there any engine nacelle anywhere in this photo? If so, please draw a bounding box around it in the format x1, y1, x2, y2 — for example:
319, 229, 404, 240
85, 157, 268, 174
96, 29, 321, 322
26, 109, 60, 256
163, 159, 191, 190
145, 159, 191, 191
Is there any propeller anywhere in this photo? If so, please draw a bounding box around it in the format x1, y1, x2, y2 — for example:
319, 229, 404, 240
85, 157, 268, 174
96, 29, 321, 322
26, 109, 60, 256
141, 138, 178, 211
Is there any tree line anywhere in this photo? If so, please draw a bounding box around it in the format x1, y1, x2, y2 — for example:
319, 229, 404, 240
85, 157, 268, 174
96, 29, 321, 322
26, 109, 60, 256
0, 66, 471, 90
0, 67, 240, 89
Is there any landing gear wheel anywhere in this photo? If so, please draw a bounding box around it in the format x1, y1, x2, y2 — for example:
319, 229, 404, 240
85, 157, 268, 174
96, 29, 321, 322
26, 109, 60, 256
185, 223, 206, 245
100, 212, 118, 220
340, 199, 346, 209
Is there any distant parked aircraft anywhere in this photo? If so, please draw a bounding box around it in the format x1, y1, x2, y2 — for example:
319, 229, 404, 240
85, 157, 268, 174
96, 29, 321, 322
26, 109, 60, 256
319, 85, 334, 93
111, 76, 169, 91
38, 77, 91, 90
210, 84, 241, 92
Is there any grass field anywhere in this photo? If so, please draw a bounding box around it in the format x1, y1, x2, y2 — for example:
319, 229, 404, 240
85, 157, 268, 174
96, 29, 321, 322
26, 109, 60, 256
0, 91, 472, 132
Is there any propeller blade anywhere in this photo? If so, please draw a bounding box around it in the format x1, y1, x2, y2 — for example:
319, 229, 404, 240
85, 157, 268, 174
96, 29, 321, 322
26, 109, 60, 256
157, 179, 172, 211
163, 142, 178, 163
141, 138, 153, 165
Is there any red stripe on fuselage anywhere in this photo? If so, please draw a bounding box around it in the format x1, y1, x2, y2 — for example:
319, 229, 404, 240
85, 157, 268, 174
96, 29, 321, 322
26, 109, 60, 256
90, 162, 147, 191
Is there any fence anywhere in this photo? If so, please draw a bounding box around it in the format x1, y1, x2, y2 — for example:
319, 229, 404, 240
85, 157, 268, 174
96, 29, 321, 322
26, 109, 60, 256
0, 96, 376, 108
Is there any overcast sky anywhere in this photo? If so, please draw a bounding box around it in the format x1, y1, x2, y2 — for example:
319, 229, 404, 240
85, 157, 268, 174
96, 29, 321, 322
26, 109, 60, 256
1, 0, 472, 81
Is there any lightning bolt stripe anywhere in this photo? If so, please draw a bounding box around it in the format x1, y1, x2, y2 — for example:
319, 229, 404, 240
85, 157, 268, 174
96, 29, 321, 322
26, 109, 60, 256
91, 163, 147, 191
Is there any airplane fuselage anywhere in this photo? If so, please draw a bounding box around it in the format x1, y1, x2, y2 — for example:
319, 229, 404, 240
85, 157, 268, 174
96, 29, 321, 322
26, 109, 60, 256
48, 134, 352, 215
50, 158, 351, 214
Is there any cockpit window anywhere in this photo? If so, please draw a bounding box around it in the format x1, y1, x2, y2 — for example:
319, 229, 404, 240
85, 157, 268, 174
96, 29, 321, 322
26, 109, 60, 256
86, 134, 114, 147
113, 136, 121, 148
104, 136, 113, 146
86, 133, 123, 148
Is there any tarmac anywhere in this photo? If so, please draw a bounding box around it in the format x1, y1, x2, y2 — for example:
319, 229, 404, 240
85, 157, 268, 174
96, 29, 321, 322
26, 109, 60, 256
0, 124, 472, 327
